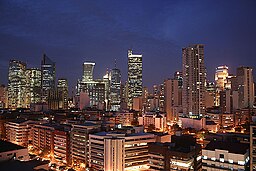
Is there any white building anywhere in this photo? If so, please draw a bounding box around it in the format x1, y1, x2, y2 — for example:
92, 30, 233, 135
202, 141, 249, 171
89, 131, 155, 171
138, 112, 166, 131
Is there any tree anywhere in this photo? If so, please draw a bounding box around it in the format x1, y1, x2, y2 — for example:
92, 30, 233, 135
147, 124, 155, 132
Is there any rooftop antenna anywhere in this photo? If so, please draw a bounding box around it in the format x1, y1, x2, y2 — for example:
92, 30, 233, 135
114, 59, 117, 68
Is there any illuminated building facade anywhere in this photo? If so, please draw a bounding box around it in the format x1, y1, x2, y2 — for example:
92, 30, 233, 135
0, 84, 7, 108
182, 44, 206, 118
250, 124, 256, 170
164, 79, 180, 122
109, 67, 121, 111
202, 141, 249, 171
76, 62, 107, 109
215, 65, 229, 106
71, 123, 100, 168
32, 123, 54, 154
57, 78, 68, 109
89, 131, 155, 171
127, 49, 143, 109
41, 54, 56, 103
236, 66, 254, 109
26, 68, 41, 105
148, 135, 202, 171
5, 120, 33, 147
7, 60, 27, 109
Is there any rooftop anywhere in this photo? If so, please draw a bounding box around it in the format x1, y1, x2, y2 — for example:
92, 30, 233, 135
0, 140, 25, 153
205, 141, 249, 154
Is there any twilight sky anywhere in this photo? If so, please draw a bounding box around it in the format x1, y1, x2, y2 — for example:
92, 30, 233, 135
0, 0, 256, 90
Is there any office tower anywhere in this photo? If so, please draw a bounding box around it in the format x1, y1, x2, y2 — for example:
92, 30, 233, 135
41, 54, 56, 103
164, 79, 179, 122
0, 84, 7, 108
57, 78, 68, 109
236, 67, 254, 108
127, 49, 143, 109
109, 63, 121, 111
47, 89, 62, 110
76, 62, 106, 109
182, 44, 206, 118
26, 68, 41, 105
82, 62, 95, 82
7, 60, 27, 109
215, 65, 229, 91
215, 65, 229, 106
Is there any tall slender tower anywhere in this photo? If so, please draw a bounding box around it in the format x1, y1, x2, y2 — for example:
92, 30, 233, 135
127, 49, 143, 109
182, 44, 206, 118
57, 78, 68, 109
236, 66, 254, 108
26, 68, 42, 104
110, 61, 121, 111
41, 54, 56, 102
7, 60, 27, 108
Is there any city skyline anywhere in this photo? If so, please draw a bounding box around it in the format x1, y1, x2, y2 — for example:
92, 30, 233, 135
1, 0, 256, 89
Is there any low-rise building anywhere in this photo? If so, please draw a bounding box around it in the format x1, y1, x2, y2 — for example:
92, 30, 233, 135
89, 130, 156, 171
138, 112, 166, 131
148, 134, 202, 171
202, 141, 249, 171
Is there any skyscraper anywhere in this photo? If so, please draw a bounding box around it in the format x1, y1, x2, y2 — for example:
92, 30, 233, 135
182, 44, 206, 117
26, 68, 41, 105
215, 65, 229, 106
127, 49, 143, 109
7, 60, 27, 108
57, 78, 68, 109
82, 62, 95, 82
109, 63, 121, 111
41, 54, 56, 102
236, 66, 254, 108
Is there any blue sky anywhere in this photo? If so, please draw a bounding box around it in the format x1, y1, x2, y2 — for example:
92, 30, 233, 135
0, 0, 255, 90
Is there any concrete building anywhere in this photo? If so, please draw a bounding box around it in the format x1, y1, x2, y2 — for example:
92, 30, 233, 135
53, 126, 71, 166
71, 123, 100, 168
109, 64, 121, 111
5, 120, 34, 147
164, 79, 180, 122
32, 123, 55, 154
250, 124, 256, 170
0, 140, 29, 162
89, 131, 155, 171
7, 60, 27, 109
148, 135, 202, 171
236, 67, 254, 109
182, 44, 206, 118
0, 84, 7, 108
202, 141, 249, 171
127, 49, 143, 109
138, 112, 166, 131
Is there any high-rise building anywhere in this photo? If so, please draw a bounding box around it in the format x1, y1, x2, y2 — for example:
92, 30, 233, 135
236, 67, 254, 109
250, 124, 256, 170
215, 65, 229, 106
127, 49, 143, 109
109, 64, 121, 111
57, 78, 68, 109
215, 65, 229, 91
76, 62, 107, 109
41, 54, 56, 103
182, 44, 206, 118
7, 60, 27, 109
174, 71, 183, 88
164, 79, 180, 122
82, 62, 95, 82
0, 84, 7, 108
26, 68, 41, 105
